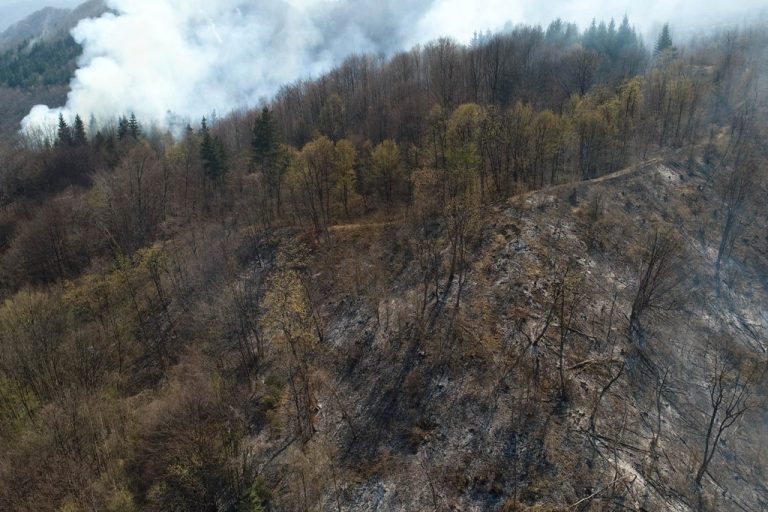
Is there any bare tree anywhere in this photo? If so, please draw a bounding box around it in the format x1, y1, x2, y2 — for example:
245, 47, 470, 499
694, 357, 760, 487
554, 268, 581, 402
629, 231, 684, 342
647, 367, 669, 477
589, 360, 625, 433
715, 162, 754, 296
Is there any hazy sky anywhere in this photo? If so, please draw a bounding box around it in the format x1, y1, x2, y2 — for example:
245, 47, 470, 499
4, 0, 766, 39
418, 0, 768, 43
0, 0, 81, 31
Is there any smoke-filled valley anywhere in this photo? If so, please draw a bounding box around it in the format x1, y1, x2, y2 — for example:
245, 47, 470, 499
0, 1, 766, 512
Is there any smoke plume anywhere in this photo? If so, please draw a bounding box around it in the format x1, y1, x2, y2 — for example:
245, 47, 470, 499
22, 0, 434, 132
21, 0, 766, 133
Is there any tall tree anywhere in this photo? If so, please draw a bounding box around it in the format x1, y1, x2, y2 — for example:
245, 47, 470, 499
252, 107, 278, 166
629, 231, 684, 341
252, 108, 285, 214
695, 356, 760, 487
371, 140, 403, 205
73, 115, 88, 147
127, 113, 142, 139
334, 139, 358, 219
715, 163, 754, 295
654, 23, 674, 55
117, 116, 129, 140
55, 114, 72, 147
200, 118, 228, 182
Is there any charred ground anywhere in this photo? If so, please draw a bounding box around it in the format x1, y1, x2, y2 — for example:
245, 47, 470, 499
0, 15, 766, 512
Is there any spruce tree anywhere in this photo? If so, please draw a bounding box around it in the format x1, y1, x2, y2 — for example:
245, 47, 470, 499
117, 116, 129, 140
655, 23, 674, 55
251, 107, 285, 213
73, 115, 87, 146
200, 117, 227, 182
252, 107, 278, 167
127, 113, 141, 139
56, 113, 72, 147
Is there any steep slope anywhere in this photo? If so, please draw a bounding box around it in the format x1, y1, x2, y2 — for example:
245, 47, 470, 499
0, 15, 764, 512
244, 157, 766, 511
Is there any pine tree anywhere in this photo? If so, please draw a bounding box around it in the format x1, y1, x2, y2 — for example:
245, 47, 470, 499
73, 115, 87, 146
56, 113, 72, 147
127, 113, 141, 139
200, 117, 227, 182
655, 23, 674, 55
93, 130, 104, 148
117, 116, 129, 140
252, 107, 278, 167
617, 15, 635, 49
252, 107, 284, 212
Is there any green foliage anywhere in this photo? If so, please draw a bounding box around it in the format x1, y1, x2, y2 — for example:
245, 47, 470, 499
54, 114, 88, 148
56, 113, 73, 147
252, 108, 288, 214
118, 116, 130, 140
334, 138, 359, 216
0, 36, 81, 88
127, 113, 141, 139
237, 479, 270, 512
73, 115, 88, 146
655, 23, 674, 55
200, 117, 228, 181
252, 107, 279, 167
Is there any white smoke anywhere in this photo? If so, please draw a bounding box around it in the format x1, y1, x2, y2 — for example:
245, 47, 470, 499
21, 0, 435, 133
20, 0, 767, 134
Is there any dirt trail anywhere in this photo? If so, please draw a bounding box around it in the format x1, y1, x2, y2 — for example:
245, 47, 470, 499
329, 220, 397, 232
582, 157, 664, 186
513, 157, 665, 202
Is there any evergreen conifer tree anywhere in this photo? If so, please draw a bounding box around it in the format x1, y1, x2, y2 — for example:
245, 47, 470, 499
73, 115, 87, 146
200, 117, 227, 182
117, 116, 129, 140
56, 113, 72, 147
655, 23, 674, 55
127, 113, 141, 139
252, 107, 278, 167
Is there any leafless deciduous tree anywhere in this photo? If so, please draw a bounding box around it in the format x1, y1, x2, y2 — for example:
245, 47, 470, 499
694, 357, 761, 487
629, 231, 684, 342
715, 162, 754, 296
647, 366, 669, 477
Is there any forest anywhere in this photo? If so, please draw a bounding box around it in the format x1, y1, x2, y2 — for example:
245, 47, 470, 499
0, 16, 766, 512
0, 35, 81, 88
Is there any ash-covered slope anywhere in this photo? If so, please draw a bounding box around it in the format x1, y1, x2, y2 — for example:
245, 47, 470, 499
248, 157, 766, 511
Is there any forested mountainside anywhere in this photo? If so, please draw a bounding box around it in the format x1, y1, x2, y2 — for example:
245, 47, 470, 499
0, 0, 106, 136
0, 15, 766, 512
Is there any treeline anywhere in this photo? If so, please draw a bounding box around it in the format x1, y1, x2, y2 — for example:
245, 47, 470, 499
1, 17, 765, 296
0, 35, 81, 88
272, 17, 647, 147
0, 18, 765, 512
